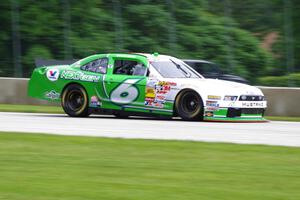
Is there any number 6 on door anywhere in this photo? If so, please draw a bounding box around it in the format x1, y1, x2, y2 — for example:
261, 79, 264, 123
110, 79, 141, 104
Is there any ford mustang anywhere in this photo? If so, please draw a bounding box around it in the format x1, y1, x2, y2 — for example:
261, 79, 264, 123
28, 53, 267, 121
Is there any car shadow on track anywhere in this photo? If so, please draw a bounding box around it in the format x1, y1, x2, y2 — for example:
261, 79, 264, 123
25, 113, 262, 123
25, 113, 201, 122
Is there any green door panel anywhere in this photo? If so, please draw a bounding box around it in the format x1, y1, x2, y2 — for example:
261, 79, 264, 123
102, 74, 148, 111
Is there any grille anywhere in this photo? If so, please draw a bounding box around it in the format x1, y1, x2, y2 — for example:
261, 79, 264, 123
227, 108, 265, 117
227, 108, 241, 118
239, 95, 264, 101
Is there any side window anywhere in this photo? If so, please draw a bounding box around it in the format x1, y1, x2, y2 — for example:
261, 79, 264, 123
113, 59, 147, 76
194, 63, 204, 74
201, 63, 215, 74
80, 58, 108, 74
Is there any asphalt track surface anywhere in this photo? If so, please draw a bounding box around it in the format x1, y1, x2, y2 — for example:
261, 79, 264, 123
1, 112, 300, 147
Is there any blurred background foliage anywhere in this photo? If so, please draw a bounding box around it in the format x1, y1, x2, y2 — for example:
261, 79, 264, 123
0, 0, 299, 85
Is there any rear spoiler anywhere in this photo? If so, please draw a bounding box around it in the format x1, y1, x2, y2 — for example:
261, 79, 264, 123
34, 58, 79, 68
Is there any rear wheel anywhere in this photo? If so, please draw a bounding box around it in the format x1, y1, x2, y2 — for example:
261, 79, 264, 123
175, 90, 203, 121
61, 84, 90, 117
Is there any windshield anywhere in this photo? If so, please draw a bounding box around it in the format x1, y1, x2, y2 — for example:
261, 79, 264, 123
184, 61, 223, 74
151, 59, 202, 78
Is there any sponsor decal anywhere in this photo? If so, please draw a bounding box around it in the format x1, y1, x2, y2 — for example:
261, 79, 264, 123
153, 103, 164, 108
205, 111, 214, 117
242, 102, 264, 107
207, 95, 221, 100
144, 97, 164, 108
144, 97, 155, 106
144, 79, 176, 108
60, 70, 100, 82
145, 88, 156, 98
157, 81, 177, 86
155, 85, 169, 94
145, 79, 159, 107
206, 107, 219, 111
90, 96, 101, 107
46, 69, 59, 81
228, 102, 235, 107
206, 100, 219, 111
206, 101, 219, 107
155, 99, 165, 105
155, 95, 166, 100
168, 82, 177, 86
45, 90, 60, 100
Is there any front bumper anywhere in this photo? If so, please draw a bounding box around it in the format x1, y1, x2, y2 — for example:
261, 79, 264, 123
203, 107, 267, 122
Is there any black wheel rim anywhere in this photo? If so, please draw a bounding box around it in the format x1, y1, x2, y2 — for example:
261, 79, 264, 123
67, 90, 84, 112
181, 93, 200, 114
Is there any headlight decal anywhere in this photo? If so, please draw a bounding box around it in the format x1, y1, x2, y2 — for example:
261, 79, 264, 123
238, 95, 265, 101
223, 96, 238, 101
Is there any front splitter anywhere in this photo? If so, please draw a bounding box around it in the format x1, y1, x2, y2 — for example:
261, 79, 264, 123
204, 116, 269, 123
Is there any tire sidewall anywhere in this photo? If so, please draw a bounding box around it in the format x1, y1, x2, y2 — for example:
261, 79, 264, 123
175, 90, 203, 121
61, 84, 89, 117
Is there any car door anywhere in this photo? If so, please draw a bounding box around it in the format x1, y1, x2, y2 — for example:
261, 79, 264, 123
103, 57, 148, 110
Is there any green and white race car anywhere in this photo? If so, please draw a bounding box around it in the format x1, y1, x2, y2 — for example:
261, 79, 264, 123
28, 53, 267, 121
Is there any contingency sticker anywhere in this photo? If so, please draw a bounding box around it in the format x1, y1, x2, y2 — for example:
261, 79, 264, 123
145, 79, 177, 108
205, 100, 219, 111
46, 69, 59, 82
44, 90, 60, 100
90, 96, 102, 107
207, 95, 221, 100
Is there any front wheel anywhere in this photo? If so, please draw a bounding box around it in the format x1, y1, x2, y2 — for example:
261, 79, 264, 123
175, 90, 203, 121
61, 84, 90, 117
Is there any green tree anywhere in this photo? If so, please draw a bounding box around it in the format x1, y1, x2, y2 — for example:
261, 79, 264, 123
70, 0, 115, 57
0, 0, 280, 83
0, 1, 13, 76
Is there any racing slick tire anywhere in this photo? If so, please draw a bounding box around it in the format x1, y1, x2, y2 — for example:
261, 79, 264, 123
61, 84, 90, 117
175, 90, 203, 121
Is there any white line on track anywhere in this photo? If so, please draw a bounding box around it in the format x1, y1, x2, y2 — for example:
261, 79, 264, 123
1, 112, 300, 147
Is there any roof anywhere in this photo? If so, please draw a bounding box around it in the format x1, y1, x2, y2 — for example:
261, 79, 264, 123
182, 59, 214, 64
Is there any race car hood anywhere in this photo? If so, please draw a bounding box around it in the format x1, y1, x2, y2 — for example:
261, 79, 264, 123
166, 78, 263, 97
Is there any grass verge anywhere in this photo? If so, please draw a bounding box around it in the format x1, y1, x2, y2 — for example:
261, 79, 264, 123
265, 116, 300, 122
0, 104, 63, 114
0, 104, 300, 122
0, 132, 299, 200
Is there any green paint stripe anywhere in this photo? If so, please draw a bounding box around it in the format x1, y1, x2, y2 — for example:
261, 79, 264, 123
124, 105, 173, 113
204, 116, 266, 121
